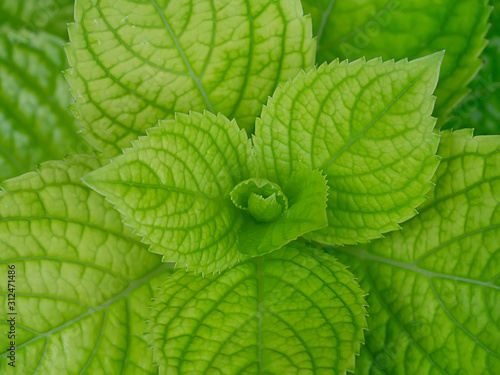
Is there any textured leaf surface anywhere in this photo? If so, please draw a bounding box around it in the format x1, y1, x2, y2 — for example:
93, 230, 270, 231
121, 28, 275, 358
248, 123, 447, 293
331, 130, 500, 374
83, 112, 254, 274
254, 54, 442, 245
302, 0, 491, 124
65, 0, 315, 155
0, 31, 87, 181
84, 112, 329, 272
448, 0, 500, 135
0, 0, 74, 39
0, 155, 173, 374
148, 243, 367, 375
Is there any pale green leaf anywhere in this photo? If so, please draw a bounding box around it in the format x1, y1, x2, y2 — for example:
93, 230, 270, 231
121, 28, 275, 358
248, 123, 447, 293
0, 31, 88, 181
0, 0, 74, 40
83, 112, 253, 274
302, 0, 491, 125
65, 0, 315, 156
0, 155, 173, 374
448, 0, 500, 135
331, 129, 500, 374
83, 112, 329, 271
148, 243, 367, 375
254, 53, 442, 246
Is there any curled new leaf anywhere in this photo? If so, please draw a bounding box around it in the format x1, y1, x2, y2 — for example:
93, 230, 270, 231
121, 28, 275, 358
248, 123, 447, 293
83, 112, 328, 273
231, 178, 288, 222
235, 168, 328, 257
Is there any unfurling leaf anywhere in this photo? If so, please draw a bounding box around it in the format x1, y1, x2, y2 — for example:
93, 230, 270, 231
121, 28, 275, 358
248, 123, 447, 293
231, 178, 288, 222
235, 168, 328, 257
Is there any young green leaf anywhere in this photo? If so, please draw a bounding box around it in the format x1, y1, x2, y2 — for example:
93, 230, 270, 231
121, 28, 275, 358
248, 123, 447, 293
231, 178, 289, 222
331, 130, 500, 374
0, 155, 173, 374
83, 112, 329, 272
83, 112, 254, 274
65, 0, 315, 156
254, 53, 442, 246
448, 0, 500, 135
147, 243, 367, 374
235, 168, 328, 257
302, 0, 491, 125
0, 31, 87, 181
0, 0, 74, 39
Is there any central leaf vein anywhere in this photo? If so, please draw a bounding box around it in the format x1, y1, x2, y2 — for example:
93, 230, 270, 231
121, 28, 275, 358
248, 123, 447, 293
151, 0, 214, 112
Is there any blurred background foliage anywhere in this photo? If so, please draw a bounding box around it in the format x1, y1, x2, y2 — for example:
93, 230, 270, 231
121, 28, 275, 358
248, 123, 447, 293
0, 0, 498, 182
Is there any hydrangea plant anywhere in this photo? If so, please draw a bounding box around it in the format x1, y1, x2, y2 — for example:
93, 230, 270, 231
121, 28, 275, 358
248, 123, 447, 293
0, 0, 498, 374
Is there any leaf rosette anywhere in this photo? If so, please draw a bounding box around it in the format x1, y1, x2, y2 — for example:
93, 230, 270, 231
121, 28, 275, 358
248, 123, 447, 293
83, 112, 329, 273
230, 178, 288, 222
1, 0, 498, 373
84, 52, 446, 273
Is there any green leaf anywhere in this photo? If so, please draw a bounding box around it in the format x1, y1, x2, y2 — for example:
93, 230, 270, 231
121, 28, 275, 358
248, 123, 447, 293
147, 243, 367, 374
330, 130, 500, 374
83, 112, 329, 271
83, 112, 253, 274
65, 0, 315, 156
254, 53, 442, 246
302, 0, 491, 125
0, 155, 173, 374
231, 178, 289, 222
448, 0, 500, 135
0, 0, 75, 40
0, 30, 88, 181
235, 168, 328, 257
